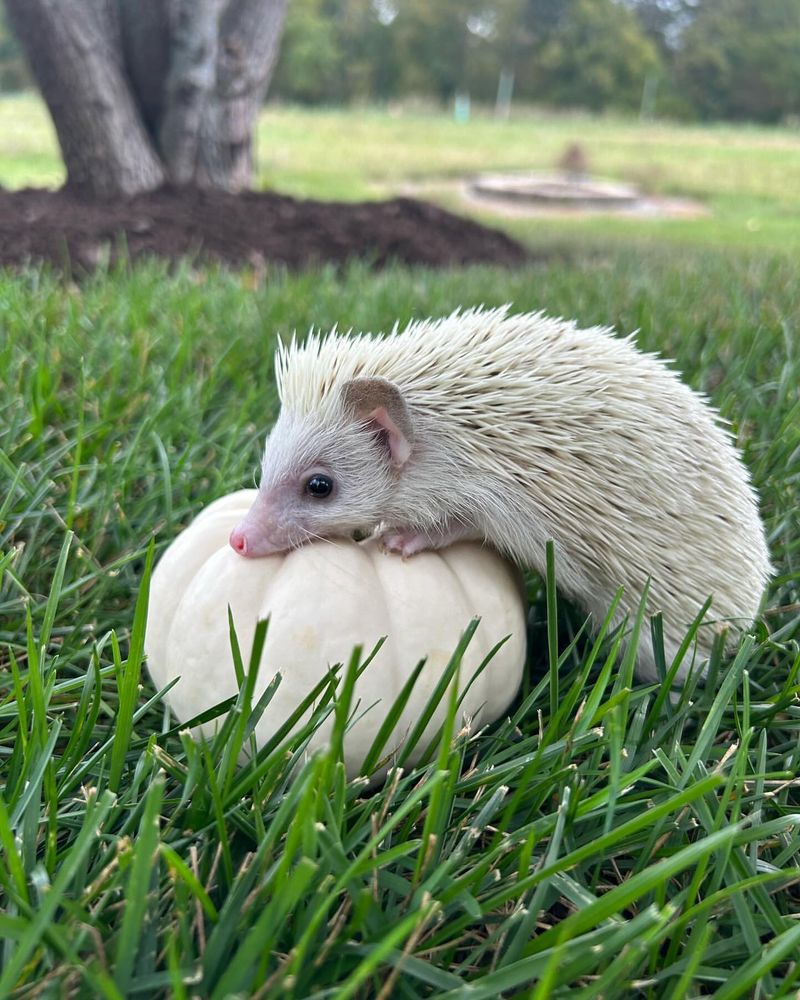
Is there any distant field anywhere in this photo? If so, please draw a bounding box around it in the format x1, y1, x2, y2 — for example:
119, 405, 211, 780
1, 93, 800, 252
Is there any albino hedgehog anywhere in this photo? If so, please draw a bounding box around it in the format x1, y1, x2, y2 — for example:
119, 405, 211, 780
230, 307, 771, 681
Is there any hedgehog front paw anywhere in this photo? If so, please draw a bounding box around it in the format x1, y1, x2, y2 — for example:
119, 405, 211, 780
379, 522, 479, 558
379, 529, 432, 559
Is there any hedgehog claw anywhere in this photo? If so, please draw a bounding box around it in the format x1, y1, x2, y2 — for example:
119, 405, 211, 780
380, 529, 430, 559
379, 523, 479, 558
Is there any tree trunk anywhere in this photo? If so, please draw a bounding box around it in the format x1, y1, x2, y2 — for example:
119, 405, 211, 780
5, 0, 165, 198
116, 0, 173, 142
151, 0, 290, 189
5, 0, 289, 198
158, 0, 226, 185
197, 0, 290, 189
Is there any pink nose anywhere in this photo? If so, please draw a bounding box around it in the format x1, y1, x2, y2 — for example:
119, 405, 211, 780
229, 527, 248, 556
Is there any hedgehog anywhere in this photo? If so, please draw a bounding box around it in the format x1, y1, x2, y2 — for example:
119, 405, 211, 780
229, 306, 771, 681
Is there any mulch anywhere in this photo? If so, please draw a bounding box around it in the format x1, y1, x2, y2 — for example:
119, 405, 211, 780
0, 185, 528, 273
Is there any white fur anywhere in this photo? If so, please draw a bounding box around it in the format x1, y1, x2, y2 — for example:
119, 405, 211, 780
272, 306, 772, 681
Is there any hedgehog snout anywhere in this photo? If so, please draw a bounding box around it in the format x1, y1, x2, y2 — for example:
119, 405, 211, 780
229, 495, 287, 558
229, 525, 249, 556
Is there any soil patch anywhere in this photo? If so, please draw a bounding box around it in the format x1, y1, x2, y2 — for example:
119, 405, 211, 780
0, 186, 527, 273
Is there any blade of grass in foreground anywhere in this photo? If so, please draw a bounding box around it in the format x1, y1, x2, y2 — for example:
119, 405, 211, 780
113, 774, 165, 995
414, 653, 462, 882
395, 617, 481, 769
711, 922, 800, 1000
109, 538, 154, 793
328, 894, 440, 1000
0, 791, 116, 997
360, 655, 426, 776
523, 824, 741, 956
546, 539, 559, 720
436, 906, 674, 999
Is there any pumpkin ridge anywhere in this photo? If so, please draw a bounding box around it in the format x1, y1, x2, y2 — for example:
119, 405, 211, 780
439, 548, 491, 721
254, 547, 292, 684
173, 544, 225, 685
365, 543, 399, 712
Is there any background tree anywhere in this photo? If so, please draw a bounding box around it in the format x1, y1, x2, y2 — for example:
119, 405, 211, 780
272, 0, 661, 114
389, 0, 490, 103
0, 5, 27, 91
3, 0, 290, 199
673, 0, 800, 122
271, 0, 399, 104
623, 0, 693, 56
516, 0, 660, 111
271, 0, 343, 104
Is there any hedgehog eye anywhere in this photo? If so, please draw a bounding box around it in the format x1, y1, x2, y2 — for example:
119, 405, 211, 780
305, 474, 334, 499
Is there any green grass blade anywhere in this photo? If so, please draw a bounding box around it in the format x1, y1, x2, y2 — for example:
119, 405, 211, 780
109, 538, 155, 793
711, 922, 800, 1000
114, 774, 165, 993
0, 791, 115, 996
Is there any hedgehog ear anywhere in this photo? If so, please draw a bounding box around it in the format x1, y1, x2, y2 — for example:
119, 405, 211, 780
341, 377, 414, 469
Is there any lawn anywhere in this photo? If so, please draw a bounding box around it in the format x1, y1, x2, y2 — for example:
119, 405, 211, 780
2, 87, 800, 996
1, 93, 800, 252
2, 244, 799, 995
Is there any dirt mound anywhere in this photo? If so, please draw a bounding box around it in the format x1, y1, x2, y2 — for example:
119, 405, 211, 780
0, 186, 527, 273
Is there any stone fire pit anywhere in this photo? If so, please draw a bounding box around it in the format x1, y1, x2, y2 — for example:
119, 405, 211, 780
466, 170, 707, 219
472, 172, 642, 210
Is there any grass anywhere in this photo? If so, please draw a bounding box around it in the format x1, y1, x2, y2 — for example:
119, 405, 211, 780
2, 248, 799, 996
1, 93, 800, 251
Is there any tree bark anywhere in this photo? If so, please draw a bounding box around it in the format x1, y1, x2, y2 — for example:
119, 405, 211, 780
158, 0, 226, 185
115, 0, 172, 141
5, 0, 165, 198
116, 0, 289, 189
161, 0, 290, 189
200, 0, 290, 189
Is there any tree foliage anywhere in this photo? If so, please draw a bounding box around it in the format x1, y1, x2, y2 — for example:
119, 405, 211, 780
0, 4, 27, 90
270, 0, 800, 122
529, 0, 659, 112
673, 0, 800, 123
272, 0, 660, 112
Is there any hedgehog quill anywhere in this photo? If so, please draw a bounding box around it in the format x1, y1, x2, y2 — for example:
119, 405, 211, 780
230, 307, 771, 681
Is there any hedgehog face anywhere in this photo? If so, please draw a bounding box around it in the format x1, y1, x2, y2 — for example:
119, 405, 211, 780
230, 381, 413, 557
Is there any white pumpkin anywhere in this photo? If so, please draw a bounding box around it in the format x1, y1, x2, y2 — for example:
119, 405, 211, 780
145, 490, 526, 777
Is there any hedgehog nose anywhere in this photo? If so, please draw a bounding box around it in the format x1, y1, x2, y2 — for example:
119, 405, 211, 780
229, 527, 248, 556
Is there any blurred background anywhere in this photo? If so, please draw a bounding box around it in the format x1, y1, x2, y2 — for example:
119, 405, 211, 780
269, 0, 799, 123
5, 0, 800, 121
1, 0, 799, 258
